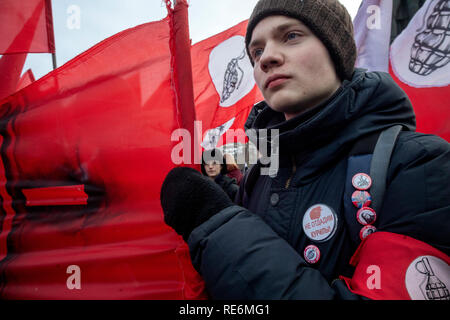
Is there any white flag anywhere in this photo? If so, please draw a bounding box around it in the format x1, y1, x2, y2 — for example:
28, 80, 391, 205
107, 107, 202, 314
354, 0, 393, 72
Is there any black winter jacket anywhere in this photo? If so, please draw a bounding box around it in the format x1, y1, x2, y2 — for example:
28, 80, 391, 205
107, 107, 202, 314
188, 69, 450, 299
214, 174, 239, 201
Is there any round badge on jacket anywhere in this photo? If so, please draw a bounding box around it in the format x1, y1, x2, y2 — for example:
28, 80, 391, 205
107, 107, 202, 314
356, 207, 377, 225
352, 173, 372, 190
351, 190, 372, 208
302, 204, 338, 242
304, 245, 321, 264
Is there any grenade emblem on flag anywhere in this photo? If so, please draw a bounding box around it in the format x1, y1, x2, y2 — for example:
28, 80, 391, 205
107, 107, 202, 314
221, 50, 246, 103
409, 0, 450, 76
415, 257, 450, 300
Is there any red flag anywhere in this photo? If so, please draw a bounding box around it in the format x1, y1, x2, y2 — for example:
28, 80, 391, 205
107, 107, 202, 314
389, 0, 450, 141
0, 10, 206, 299
354, 0, 450, 142
0, 53, 27, 100
0, 0, 55, 54
191, 20, 263, 151
16, 69, 36, 91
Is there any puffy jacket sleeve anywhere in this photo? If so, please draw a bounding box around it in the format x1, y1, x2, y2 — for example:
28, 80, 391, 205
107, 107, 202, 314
188, 205, 345, 299
380, 132, 450, 254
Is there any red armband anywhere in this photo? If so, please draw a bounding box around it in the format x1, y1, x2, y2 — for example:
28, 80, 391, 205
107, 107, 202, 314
340, 231, 450, 300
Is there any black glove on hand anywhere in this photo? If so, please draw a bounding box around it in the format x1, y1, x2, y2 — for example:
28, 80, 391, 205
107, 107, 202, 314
160, 167, 233, 241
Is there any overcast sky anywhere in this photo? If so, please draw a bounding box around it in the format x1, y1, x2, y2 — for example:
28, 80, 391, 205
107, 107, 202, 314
23, 0, 362, 80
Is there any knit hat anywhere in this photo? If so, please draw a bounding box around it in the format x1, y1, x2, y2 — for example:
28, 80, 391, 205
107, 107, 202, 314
245, 0, 357, 80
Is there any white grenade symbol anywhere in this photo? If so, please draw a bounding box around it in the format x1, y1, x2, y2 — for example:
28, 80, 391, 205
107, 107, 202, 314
409, 0, 450, 76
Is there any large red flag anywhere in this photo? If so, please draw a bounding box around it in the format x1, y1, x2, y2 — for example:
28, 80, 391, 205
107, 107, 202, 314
191, 20, 263, 152
0, 6, 206, 299
0, 0, 55, 54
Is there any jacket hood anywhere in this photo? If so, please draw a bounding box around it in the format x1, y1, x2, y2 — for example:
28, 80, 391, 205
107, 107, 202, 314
249, 69, 416, 180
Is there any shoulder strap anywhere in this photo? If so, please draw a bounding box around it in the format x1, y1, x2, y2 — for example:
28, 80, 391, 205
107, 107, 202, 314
369, 125, 402, 213
344, 125, 402, 245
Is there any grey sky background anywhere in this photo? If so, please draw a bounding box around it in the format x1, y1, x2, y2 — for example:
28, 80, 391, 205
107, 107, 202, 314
23, 0, 362, 80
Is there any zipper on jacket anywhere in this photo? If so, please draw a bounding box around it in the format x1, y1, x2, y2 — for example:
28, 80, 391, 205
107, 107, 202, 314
285, 156, 297, 189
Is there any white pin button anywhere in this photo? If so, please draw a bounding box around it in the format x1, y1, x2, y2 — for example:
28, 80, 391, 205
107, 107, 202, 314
302, 204, 338, 242
352, 173, 372, 190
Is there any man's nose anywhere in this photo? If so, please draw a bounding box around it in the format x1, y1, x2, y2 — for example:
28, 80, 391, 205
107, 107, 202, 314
260, 43, 283, 72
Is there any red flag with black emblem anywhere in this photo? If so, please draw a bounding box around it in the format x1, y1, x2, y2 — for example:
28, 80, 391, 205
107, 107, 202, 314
354, 0, 450, 142
0, 2, 206, 299
389, 0, 450, 141
191, 20, 263, 152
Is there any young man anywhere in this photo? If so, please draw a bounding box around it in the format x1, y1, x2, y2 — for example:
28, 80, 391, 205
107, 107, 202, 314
161, 0, 450, 299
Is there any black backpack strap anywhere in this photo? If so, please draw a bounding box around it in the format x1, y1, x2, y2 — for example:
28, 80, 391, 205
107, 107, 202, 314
369, 125, 402, 214
343, 125, 402, 245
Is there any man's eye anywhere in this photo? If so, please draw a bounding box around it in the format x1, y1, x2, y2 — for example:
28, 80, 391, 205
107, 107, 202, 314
286, 32, 300, 41
252, 48, 263, 59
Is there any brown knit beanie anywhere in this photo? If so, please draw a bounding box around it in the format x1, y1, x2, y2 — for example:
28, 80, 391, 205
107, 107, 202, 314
245, 0, 357, 80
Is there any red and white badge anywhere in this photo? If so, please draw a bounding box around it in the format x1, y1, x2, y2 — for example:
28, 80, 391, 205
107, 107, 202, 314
359, 225, 377, 240
356, 207, 377, 225
302, 204, 338, 242
352, 173, 372, 190
304, 245, 321, 264
351, 190, 372, 209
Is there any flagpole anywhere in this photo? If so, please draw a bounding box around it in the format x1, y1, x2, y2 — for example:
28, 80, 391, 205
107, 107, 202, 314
171, 0, 199, 166
52, 52, 57, 69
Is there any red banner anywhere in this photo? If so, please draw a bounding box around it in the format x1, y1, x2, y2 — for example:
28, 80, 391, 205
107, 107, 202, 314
191, 20, 263, 150
0, 12, 206, 299
0, 0, 55, 54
